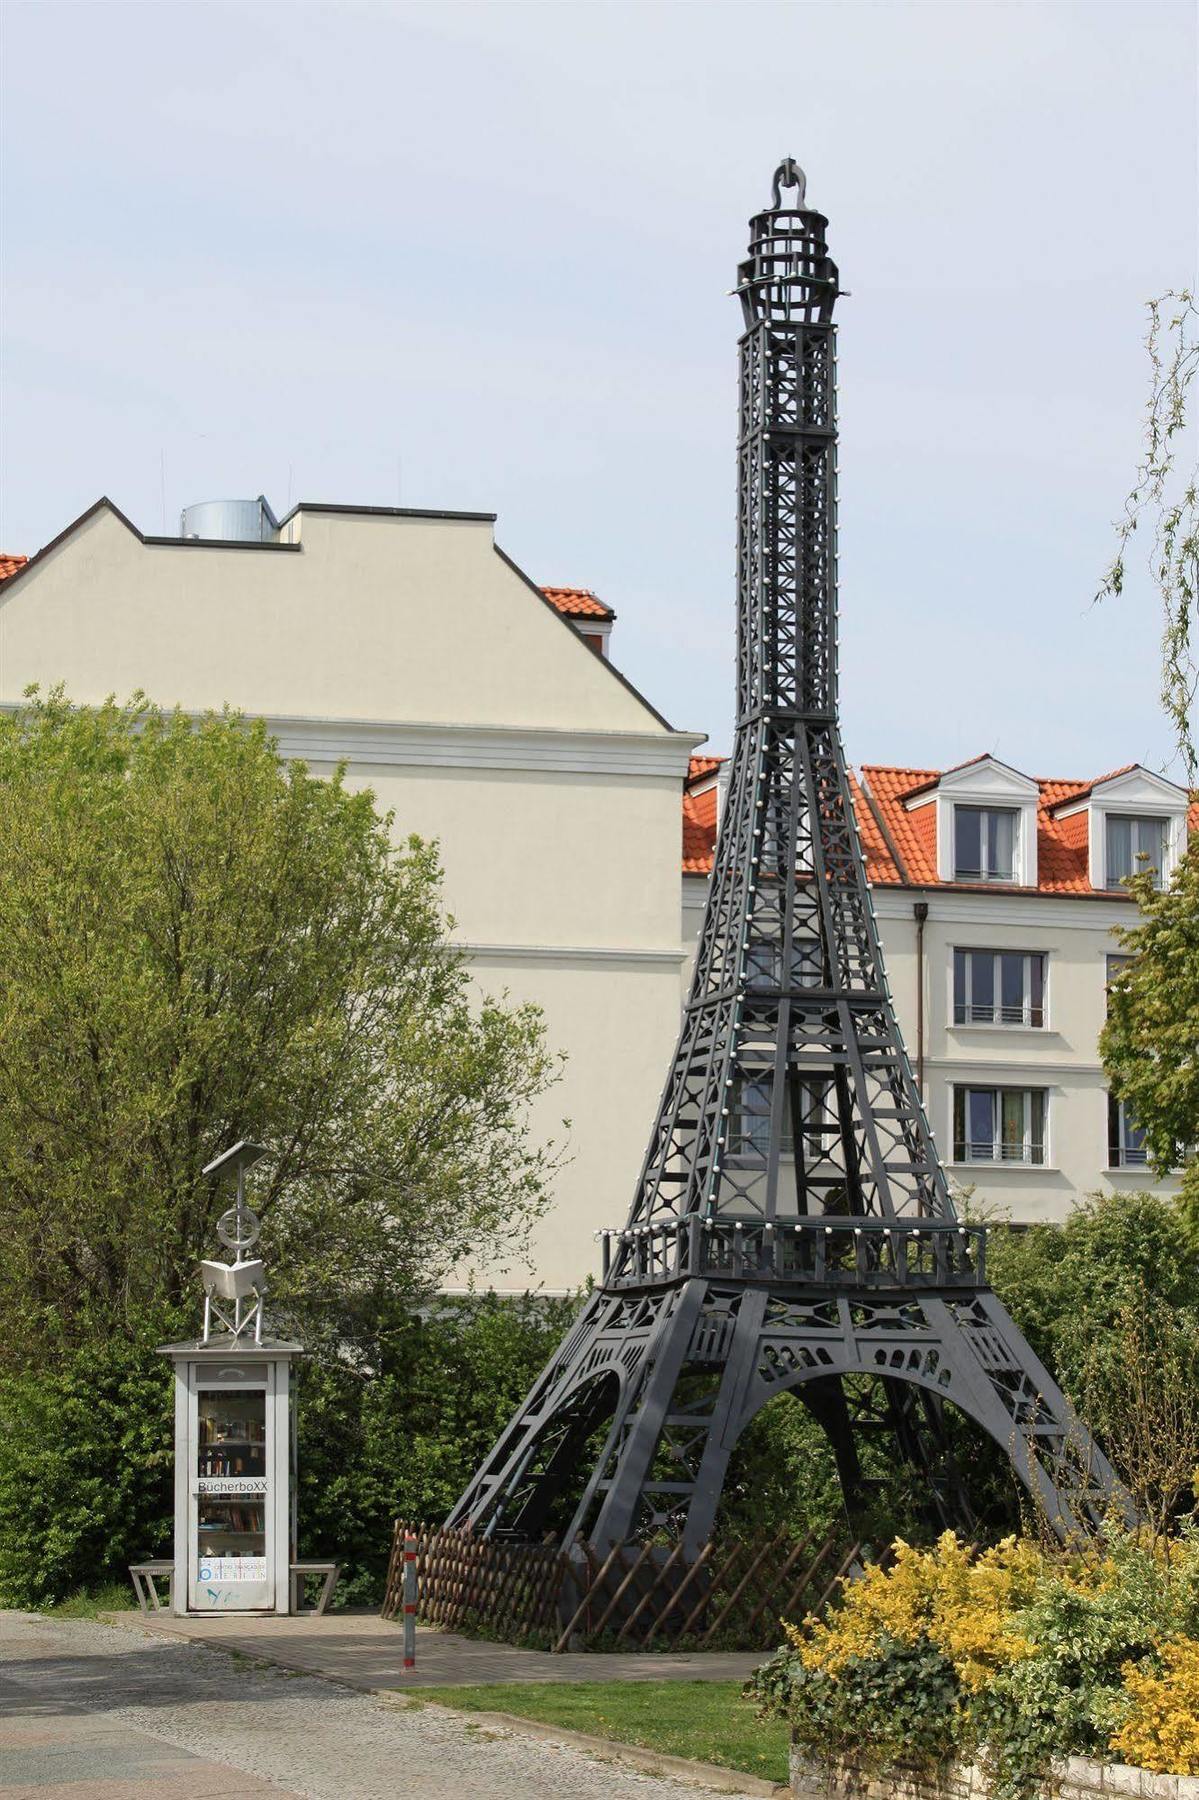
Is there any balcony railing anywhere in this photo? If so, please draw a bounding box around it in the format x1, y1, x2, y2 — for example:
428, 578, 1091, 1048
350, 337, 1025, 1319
599, 1216, 986, 1291
954, 1003, 1044, 1028
954, 1140, 1045, 1166
952, 865, 1016, 884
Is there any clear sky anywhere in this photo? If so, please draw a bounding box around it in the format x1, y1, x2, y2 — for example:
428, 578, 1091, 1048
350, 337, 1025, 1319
2, 1, 1196, 778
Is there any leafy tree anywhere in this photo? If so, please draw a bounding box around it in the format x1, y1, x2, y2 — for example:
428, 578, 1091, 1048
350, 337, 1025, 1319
984, 1189, 1199, 1398
1100, 848, 1199, 1233
295, 1291, 582, 1604
0, 691, 562, 1368
1098, 289, 1197, 779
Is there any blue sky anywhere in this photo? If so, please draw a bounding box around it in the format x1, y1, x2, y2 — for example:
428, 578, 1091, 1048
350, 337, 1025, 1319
2, 1, 1196, 777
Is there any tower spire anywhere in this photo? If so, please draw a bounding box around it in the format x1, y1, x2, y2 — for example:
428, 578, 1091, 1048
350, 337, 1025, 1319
449, 164, 1120, 1558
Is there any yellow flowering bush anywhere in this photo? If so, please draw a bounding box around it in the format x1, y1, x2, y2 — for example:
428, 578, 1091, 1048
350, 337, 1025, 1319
1109, 1638, 1199, 1775
750, 1526, 1199, 1798
787, 1532, 1043, 1690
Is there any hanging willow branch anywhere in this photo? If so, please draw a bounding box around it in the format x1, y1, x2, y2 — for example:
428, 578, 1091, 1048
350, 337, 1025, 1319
1098, 290, 1198, 781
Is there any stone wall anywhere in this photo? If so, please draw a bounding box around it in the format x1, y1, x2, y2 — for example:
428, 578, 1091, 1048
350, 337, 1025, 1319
790, 1747, 1199, 1799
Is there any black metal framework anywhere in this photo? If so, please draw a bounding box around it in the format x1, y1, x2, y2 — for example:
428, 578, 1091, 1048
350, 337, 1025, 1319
450, 161, 1118, 1555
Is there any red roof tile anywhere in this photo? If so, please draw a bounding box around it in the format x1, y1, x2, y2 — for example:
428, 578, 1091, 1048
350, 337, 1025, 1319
1044, 765, 1138, 814
0, 554, 28, 581
849, 772, 903, 885
683, 782, 718, 873
687, 755, 724, 786
541, 585, 614, 622
681, 756, 1198, 896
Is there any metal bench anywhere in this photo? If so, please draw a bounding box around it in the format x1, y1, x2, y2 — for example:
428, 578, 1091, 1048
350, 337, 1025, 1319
129, 1561, 174, 1613
290, 1560, 340, 1615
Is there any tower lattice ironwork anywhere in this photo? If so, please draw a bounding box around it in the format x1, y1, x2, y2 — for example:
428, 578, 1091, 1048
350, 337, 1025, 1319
450, 161, 1118, 1555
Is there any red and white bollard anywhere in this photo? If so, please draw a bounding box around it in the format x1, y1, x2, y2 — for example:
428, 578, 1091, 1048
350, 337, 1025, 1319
402, 1536, 417, 1672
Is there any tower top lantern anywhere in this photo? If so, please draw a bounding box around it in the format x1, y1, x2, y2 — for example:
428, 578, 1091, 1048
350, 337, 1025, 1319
736, 156, 841, 327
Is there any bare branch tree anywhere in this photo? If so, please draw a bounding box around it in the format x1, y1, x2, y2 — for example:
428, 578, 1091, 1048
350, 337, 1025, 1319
1098, 290, 1198, 780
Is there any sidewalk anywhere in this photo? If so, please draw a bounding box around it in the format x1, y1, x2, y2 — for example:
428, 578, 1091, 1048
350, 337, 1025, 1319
111, 1606, 763, 1691
0, 1611, 768, 1799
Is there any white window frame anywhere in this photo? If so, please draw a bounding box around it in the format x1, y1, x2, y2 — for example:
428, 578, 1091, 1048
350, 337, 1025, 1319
951, 805, 1021, 884
1102, 812, 1170, 891
1107, 1094, 1149, 1169
952, 948, 1047, 1028
732, 1074, 834, 1160
745, 940, 824, 990
951, 1084, 1048, 1167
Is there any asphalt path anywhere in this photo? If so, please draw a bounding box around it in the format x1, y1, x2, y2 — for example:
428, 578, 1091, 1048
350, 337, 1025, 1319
0, 1611, 763, 1798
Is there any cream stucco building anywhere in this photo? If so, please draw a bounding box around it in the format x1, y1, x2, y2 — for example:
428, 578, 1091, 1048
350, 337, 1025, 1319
0, 496, 703, 1293
1, 496, 1190, 1291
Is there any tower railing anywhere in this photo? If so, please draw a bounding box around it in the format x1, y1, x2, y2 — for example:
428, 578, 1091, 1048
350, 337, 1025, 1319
600, 1216, 986, 1291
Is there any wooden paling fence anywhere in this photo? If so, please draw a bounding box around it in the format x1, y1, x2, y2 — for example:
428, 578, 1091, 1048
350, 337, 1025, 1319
382, 1520, 570, 1645
382, 1519, 871, 1652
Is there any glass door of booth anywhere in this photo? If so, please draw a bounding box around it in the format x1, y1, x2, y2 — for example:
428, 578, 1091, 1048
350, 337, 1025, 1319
190, 1373, 273, 1610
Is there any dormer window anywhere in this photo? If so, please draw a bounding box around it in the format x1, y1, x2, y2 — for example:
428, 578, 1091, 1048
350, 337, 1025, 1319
903, 756, 1039, 887
1104, 814, 1167, 890
954, 806, 1018, 883
1047, 766, 1188, 894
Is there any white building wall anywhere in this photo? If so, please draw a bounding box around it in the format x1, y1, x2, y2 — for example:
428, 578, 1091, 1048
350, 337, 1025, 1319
0, 501, 702, 1294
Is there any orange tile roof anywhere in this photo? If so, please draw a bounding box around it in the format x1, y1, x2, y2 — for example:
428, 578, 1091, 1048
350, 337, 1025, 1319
687, 755, 724, 786
849, 772, 902, 886
541, 585, 614, 622
683, 781, 718, 873
0, 553, 28, 581
1044, 764, 1137, 813
861, 764, 1169, 896
681, 757, 1198, 896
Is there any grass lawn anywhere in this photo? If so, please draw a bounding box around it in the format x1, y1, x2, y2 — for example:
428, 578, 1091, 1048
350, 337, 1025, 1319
414, 1679, 788, 1785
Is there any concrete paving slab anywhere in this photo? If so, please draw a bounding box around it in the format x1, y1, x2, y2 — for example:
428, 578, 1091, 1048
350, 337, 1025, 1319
106, 1608, 764, 1691
0, 1704, 294, 1796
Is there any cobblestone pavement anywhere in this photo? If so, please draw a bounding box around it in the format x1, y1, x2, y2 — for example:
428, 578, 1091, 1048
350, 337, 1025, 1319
0, 1612, 763, 1798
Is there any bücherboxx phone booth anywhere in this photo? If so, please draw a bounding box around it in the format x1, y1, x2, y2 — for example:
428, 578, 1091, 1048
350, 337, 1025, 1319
158, 1142, 302, 1616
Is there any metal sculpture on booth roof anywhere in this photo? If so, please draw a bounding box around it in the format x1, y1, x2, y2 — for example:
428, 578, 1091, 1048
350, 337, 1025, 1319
199, 1141, 271, 1344
449, 161, 1120, 1555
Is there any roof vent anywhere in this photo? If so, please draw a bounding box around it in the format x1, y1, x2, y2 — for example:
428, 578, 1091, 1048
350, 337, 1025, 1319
180, 496, 279, 543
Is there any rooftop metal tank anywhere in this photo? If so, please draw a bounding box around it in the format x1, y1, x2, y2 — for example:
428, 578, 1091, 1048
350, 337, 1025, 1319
180, 497, 279, 543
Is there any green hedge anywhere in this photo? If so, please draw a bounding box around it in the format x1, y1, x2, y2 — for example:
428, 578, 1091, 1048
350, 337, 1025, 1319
0, 1293, 579, 1609
0, 1335, 176, 1608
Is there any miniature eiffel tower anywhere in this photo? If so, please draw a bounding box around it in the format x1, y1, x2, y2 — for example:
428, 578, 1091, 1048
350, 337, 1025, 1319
450, 160, 1118, 1555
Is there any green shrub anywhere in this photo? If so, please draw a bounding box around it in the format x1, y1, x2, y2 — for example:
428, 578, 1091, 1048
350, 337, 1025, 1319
0, 1335, 175, 1608
295, 1291, 582, 1605
755, 1633, 960, 1769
